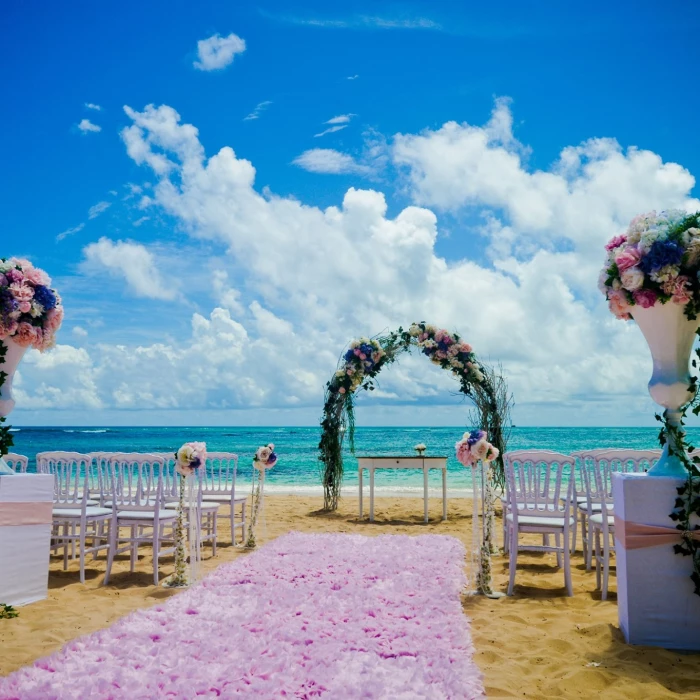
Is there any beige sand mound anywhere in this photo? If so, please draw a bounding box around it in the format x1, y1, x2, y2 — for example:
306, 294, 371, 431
1, 496, 698, 699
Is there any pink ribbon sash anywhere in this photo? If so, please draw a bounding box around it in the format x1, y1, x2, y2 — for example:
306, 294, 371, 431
615, 515, 700, 550
0, 501, 53, 526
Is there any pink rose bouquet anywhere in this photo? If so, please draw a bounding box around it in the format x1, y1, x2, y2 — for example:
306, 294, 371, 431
175, 441, 207, 477
0, 257, 63, 351
455, 429, 500, 467
254, 443, 277, 469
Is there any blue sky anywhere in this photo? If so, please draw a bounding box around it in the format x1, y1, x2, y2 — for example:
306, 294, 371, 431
2, 1, 700, 426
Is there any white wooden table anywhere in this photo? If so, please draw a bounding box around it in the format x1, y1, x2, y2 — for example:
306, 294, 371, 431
357, 456, 448, 523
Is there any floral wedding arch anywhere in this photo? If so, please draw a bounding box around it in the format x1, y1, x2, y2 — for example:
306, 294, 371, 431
318, 322, 509, 511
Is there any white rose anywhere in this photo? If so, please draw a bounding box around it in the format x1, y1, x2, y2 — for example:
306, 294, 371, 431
177, 445, 194, 463
258, 446, 271, 462
620, 266, 645, 291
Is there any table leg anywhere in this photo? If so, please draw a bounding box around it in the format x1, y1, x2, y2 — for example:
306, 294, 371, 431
442, 468, 447, 521
370, 468, 375, 522
424, 467, 429, 524
358, 468, 363, 520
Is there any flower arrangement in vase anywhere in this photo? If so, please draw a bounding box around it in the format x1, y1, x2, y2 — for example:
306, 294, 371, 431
0, 257, 63, 460
163, 442, 207, 589
600, 210, 700, 595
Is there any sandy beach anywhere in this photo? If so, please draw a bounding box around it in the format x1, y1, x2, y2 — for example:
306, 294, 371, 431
1, 495, 699, 699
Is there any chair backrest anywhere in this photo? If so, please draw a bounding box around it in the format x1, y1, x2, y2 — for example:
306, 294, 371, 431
37, 451, 92, 506
201, 452, 239, 498
591, 449, 660, 474
106, 453, 166, 511
504, 450, 575, 513
4, 453, 29, 473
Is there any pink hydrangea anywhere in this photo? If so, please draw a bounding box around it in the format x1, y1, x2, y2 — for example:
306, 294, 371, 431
9, 283, 33, 302
14, 322, 37, 347
608, 290, 631, 320
9, 258, 33, 269
667, 275, 691, 305
23, 266, 50, 286
633, 289, 658, 309
45, 307, 64, 331
5, 269, 24, 284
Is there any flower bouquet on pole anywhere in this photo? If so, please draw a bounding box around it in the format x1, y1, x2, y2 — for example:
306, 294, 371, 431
163, 442, 206, 589
456, 429, 503, 598
245, 444, 277, 549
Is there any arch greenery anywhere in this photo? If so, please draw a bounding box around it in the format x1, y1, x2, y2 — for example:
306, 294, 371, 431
318, 322, 510, 511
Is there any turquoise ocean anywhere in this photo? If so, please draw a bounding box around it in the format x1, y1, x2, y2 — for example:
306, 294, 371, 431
7, 426, 685, 498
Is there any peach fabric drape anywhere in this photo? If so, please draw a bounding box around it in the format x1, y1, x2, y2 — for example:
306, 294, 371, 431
0, 501, 52, 526
615, 515, 700, 550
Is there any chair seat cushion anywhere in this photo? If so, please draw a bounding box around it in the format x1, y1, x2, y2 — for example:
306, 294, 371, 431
589, 513, 615, 526
506, 513, 576, 528
117, 510, 177, 521
53, 506, 112, 518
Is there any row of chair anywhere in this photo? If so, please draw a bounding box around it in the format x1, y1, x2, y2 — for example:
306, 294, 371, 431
503, 448, 660, 598
8, 451, 247, 586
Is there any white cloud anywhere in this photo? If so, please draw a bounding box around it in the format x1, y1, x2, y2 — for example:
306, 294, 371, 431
88, 201, 111, 219
56, 222, 85, 242
243, 101, 273, 121
194, 32, 246, 71
82, 237, 177, 300
78, 119, 101, 133
133, 216, 150, 227
314, 124, 348, 138
292, 148, 370, 174
269, 13, 440, 30
72, 326, 88, 337
326, 114, 355, 125
19, 100, 698, 425
85, 103, 102, 111
347, 75, 359, 80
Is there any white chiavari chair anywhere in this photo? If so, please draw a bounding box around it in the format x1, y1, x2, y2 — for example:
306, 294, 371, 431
103, 453, 177, 586
37, 451, 115, 584
505, 450, 576, 596
200, 452, 247, 546
4, 453, 28, 473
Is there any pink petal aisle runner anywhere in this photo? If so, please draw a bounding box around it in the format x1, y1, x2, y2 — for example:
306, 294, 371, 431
0, 533, 484, 699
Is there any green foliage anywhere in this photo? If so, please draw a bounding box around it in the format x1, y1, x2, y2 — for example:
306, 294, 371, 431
0, 603, 18, 619
318, 324, 510, 510
662, 344, 700, 596
0, 340, 14, 457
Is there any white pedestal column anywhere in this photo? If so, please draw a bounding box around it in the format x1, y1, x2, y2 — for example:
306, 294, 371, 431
612, 472, 700, 650
0, 474, 54, 606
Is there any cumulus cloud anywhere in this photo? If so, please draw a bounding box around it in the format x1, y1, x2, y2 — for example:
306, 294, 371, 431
194, 32, 246, 71
72, 326, 88, 337
292, 148, 370, 174
78, 119, 101, 133
85, 103, 101, 111
82, 237, 177, 300
88, 201, 111, 219
17, 100, 699, 424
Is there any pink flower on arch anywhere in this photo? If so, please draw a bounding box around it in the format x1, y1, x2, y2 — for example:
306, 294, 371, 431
14, 322, 37, 347
23, 267, 50, 286
608, 290, 631, 320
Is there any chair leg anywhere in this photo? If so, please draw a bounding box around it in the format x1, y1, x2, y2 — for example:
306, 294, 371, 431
104, 519, 116, 586
555, 533, 562, 568
571, 511, 578, 555
153, 524, 160, 586
503, 514, 508, 555
594, 528, 601, 591
602, 531, 611, 601
582, 513, 591, 570
240, 502, 247, 546
212, 512, 218, 556
563, 529, 573, 597
63, 523, 69, 570
79, 525, 87, 585
507, 528, 518, 596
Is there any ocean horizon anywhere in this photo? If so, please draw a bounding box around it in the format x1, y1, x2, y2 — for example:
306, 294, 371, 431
7, 425, 676, 498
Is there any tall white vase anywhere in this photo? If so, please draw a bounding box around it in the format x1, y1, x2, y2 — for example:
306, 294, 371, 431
631, 302, 699, 477
0, 338, 28, 418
